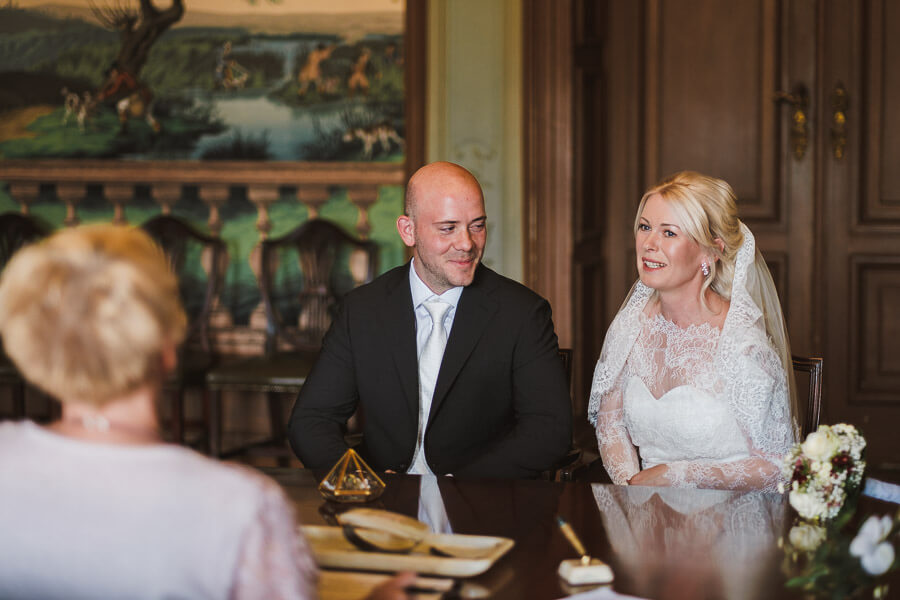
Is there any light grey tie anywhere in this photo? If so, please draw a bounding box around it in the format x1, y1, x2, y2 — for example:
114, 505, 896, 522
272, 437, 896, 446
409, 299, 451, 475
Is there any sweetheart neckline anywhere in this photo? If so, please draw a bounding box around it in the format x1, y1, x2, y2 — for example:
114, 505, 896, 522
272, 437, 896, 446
626, 377, 714, 403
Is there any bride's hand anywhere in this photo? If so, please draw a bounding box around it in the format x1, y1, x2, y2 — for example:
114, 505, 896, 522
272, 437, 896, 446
627, 464, 670, 486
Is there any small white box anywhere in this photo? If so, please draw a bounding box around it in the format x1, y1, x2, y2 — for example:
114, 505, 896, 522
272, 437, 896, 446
557, 558, 615, 585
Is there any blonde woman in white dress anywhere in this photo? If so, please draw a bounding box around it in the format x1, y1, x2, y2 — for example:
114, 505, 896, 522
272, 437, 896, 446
588, 172, 798, 491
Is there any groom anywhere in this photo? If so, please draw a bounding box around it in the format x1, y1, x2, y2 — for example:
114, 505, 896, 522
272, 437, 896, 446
288, 161, 571, 479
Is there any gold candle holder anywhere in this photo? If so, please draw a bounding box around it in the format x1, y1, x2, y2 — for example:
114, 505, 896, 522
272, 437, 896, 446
318, 448, 386, 503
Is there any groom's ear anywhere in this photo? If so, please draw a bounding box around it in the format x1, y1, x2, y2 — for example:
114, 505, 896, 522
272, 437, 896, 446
397, 215, 415, 248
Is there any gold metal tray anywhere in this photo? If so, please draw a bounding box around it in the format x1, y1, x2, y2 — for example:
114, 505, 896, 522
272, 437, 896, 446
302, 525, 515, 577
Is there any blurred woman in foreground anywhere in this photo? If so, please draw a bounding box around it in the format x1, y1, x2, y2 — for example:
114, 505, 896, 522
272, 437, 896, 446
0, 225, 411, 599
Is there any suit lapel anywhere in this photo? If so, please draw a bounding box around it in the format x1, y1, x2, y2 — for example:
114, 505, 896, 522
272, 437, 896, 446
428, 268, 498, 424
383, 264, 419, 420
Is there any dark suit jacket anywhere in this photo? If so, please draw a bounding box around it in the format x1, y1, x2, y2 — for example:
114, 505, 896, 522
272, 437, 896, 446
288, 262, 572, 479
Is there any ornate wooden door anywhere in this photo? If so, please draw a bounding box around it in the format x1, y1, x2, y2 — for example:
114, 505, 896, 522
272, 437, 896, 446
817, 0, 900, 472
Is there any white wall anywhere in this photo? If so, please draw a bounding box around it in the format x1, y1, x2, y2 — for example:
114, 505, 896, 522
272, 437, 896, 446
427, 0, 523, 281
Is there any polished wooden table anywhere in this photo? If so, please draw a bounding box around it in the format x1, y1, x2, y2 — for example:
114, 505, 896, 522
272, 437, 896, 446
265, 468, 899, 600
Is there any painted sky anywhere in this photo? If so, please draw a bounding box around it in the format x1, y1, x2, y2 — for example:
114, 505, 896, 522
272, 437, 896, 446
18, 0, 403, 15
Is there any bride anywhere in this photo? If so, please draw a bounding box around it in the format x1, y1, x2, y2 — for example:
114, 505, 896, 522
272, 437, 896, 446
588, 171, 797, 491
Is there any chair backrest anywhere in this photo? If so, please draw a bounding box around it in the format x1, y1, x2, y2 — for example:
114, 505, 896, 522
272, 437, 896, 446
793, 355, 823, 438
0, 212, 49, 366
558, 348, 573, 397
140, 215, 225, 353
0, 212, 48, 268
259, 219, 379, 354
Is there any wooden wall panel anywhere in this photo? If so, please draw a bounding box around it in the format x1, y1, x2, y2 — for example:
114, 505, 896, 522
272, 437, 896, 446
574, 67, 607, 237
851, 258, 900, 399
861, 0, 900, 224
645, 0, 780, 220
569, 0, 607, 444
404, 0, 428, 178
522, 0, 574, 348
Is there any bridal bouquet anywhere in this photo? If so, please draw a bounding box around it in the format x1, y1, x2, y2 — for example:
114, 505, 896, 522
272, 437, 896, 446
780, 423, 866, 521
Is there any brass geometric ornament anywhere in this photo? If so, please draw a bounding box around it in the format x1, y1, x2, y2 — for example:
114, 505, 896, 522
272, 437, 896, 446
317, 448, 386, 503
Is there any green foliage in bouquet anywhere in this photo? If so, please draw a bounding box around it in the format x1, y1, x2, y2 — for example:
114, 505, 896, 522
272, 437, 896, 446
781, 508, 899, 599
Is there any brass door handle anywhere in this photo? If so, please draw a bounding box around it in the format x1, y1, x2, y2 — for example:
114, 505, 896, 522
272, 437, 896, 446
774, 84, 810, 160
831, 82, 848, 160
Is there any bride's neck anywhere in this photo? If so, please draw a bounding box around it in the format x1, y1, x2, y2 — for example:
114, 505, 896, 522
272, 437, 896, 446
655, 288, 727, 328
50, 385, 162, 445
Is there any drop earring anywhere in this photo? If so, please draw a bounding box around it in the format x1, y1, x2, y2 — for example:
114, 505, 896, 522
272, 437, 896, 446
701, 261, 710, 277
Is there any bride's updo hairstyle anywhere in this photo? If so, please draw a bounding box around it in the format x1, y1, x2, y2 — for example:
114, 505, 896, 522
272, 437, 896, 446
634, 171, 743, 310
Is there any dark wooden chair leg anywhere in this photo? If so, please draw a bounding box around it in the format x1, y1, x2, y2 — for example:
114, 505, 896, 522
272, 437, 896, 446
12, 382, 25, 419
48, 397, 62, 421
198, 386, 211, 451
266, 392, 291, 467
171, 388, 184, 445
208, 389, 222, 458
267, 392, 286, 445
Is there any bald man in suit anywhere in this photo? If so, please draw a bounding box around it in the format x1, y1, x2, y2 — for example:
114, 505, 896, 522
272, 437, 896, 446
288, 162, 571, 479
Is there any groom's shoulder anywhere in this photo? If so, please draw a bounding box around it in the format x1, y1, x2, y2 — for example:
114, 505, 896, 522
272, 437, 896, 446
343, 262, 409, 304
472, 264, 548, 305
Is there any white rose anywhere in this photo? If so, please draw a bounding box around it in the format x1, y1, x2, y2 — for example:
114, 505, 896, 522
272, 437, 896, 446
861, 542, 895, 575
850, 515, 896, 575
789, 489, 826, 520
789, 522, 827, 551
802, 429, 839, 462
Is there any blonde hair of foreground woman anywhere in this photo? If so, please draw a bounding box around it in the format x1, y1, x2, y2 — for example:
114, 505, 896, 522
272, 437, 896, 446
0, 224, 187, 406
634, 171, 798, 429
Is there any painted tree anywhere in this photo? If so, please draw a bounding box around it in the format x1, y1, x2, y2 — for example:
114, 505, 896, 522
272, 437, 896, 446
90, 0, 185, 76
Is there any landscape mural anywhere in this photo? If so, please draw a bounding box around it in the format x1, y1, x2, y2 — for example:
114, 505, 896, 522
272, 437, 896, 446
0, 0, 408, 329
0, 0, 405, 162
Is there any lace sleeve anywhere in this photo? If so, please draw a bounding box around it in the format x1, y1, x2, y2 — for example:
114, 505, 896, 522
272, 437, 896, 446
230, 480, 318, 600
730, 341, 796, 459
595, 371, 641, 485
661, 457, 781, 492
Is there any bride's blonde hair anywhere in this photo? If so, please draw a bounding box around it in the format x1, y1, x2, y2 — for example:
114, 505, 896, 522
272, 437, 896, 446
634, 171, 798, 436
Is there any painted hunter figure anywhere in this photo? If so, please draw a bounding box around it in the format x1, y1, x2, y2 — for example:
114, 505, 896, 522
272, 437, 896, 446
96, 62, 160, 134
297, 43, 337, 96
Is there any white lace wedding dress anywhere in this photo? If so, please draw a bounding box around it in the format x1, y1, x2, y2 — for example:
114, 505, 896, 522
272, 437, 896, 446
588, 224, 795, 492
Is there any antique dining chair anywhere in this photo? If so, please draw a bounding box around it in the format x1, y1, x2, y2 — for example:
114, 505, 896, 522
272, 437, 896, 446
205, 218, 378, 461
141, 215, 225, 445
0, 212, 50, 420
793, 354, 824, 439
544, 348, 585, 482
